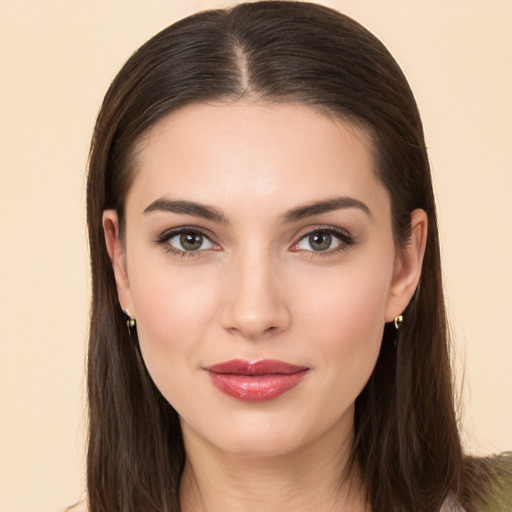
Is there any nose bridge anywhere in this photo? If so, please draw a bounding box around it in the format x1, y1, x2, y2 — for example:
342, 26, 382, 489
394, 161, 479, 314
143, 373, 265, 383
221, 244, 290, 339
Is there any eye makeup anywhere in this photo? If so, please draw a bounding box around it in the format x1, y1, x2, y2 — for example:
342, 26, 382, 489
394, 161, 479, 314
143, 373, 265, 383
154, 226, 220, 258
291, 226, 354, 255
153, 223, 355, 260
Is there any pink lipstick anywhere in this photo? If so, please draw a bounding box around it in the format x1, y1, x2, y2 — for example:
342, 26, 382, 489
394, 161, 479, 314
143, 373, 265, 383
205, 359, 309, 401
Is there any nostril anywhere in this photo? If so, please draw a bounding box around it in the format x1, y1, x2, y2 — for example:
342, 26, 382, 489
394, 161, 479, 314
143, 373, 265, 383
225, 321, 284, 341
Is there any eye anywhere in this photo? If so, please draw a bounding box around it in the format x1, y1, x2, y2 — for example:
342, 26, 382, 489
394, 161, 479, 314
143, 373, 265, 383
293, 228, 352, 253
156, 228, 218, 254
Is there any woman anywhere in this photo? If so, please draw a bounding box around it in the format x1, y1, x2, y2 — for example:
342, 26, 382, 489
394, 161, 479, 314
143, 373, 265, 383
83, 2, 510, 511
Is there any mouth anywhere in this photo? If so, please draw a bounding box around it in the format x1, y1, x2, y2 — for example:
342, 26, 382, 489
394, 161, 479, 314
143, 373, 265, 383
204, 359, 310, 402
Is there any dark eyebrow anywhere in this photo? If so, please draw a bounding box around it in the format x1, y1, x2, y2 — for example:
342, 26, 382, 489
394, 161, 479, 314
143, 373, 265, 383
143, 198, 229, 224
281, 197, 371, 223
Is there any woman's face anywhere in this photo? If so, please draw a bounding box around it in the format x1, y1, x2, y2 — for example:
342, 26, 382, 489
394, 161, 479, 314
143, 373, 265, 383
105, 101, 425, 457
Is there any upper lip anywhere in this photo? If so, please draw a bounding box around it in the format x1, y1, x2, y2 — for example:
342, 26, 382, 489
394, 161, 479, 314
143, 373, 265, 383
205, 359, 309, 375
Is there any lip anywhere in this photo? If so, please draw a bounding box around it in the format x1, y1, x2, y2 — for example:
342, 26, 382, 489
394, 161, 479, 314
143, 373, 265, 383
204, 359, 309, 402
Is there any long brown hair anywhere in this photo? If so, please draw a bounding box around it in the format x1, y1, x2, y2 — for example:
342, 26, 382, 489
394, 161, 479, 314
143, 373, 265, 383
86, 2, 502, 511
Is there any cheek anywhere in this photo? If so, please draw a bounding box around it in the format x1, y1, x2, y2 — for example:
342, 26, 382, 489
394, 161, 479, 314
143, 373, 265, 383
299, 263, 391, 385
129, 245, 219, 333
303, 260, 391, 333
127, 258, 219, 396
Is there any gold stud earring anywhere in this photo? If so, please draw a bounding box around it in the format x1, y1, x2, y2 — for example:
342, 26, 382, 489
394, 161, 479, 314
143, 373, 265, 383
124, 309, 136, 329
394, 314, 403, 330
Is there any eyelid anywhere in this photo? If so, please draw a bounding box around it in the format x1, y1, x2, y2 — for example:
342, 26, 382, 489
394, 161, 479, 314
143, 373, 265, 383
153, 224, 353, 257
154, 226, 220, 255
290, 225, 354, 253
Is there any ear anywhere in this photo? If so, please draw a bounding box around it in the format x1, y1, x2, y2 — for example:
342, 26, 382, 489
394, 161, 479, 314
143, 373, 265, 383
385, 209, 428, 322
102, 210, 135, 316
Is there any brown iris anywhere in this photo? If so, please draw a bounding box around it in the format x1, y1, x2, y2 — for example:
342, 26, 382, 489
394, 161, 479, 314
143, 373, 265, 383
180, 232, 203, 251
308, 232, 332, 251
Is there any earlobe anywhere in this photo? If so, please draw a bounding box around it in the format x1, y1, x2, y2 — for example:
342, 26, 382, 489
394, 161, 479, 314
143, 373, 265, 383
385, 209, 428, 322
102, 210, 134, 315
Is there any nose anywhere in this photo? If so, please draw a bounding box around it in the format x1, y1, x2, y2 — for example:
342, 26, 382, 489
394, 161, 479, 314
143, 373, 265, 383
220, 251, 291, 340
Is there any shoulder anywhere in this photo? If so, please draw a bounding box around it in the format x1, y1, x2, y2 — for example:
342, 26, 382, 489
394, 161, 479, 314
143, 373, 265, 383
64, 499, 88, 512
484, 452, 512, 511
440, 493, 466, 511
461, 452, 512, 511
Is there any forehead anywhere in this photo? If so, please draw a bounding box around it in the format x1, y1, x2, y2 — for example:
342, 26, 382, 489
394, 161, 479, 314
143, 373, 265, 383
126, 101, 388, 217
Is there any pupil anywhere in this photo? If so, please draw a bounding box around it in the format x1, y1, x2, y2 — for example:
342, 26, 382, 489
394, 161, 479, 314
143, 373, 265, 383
309, 232, 331, 251
180, 232, 202, 250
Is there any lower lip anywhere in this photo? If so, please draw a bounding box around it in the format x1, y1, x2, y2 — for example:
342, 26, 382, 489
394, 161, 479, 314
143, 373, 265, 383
207, 371, 308, 402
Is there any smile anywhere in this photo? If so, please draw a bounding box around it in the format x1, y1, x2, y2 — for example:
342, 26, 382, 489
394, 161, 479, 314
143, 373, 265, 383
204, 359, 310, 402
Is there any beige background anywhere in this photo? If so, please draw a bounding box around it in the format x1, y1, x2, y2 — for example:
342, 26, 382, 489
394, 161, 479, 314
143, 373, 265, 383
0, 1, 510, 511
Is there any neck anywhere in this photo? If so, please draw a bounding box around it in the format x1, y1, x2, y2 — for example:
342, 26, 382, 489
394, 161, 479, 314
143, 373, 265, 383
179, 417, 369, 512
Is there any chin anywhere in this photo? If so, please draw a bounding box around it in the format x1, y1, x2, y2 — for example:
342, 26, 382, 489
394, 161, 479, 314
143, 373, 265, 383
215, 432, 307, 459
182, 407, 337, 460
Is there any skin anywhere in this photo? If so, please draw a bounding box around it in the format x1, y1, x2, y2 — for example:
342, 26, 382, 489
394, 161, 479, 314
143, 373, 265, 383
104, 101, 427, 512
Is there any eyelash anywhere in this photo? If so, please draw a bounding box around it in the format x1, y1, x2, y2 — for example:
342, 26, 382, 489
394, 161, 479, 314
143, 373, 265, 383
291, 226, 354, 256
154, 225, 354, 258
154, 227, 219, 258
